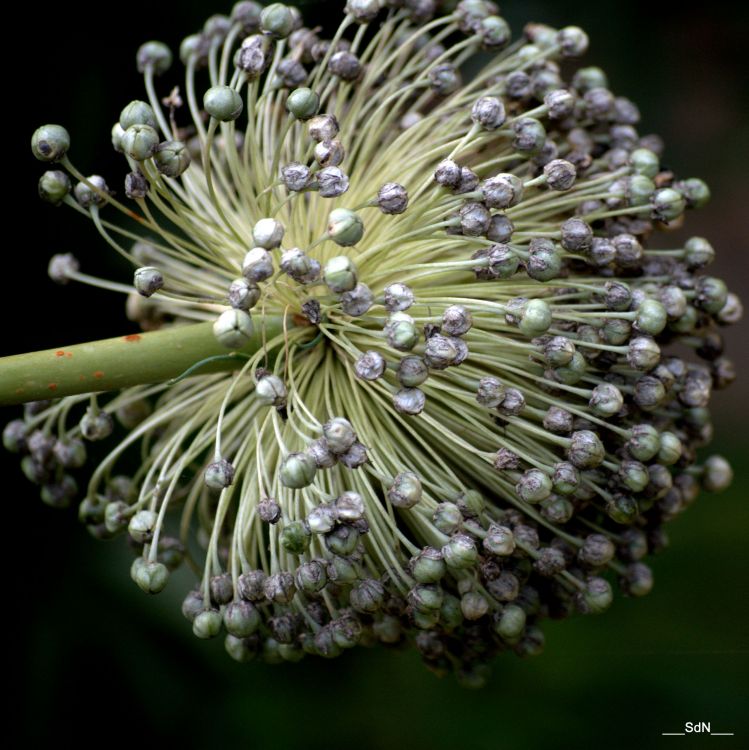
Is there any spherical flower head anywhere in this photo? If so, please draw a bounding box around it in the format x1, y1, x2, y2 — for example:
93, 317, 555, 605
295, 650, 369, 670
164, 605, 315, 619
14, 0, 741, 684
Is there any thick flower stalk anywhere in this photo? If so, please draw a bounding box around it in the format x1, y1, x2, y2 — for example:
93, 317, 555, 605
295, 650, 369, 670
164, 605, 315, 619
4, 0, 741, 684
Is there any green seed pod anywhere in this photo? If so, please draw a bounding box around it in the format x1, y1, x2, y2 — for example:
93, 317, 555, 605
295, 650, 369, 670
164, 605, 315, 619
204, 85, 244, 121
204, 458, 235, 490
635, 299, 667, 335
350, 579, 385, 614
133, 266, 164, 297
38, 170, 72, 205
327, 208, 364, 247
260, 3, 295, 38
154, 140, 191, 177
516, 469, 553, 503
578, 577, 613, 615
120, 100, 158, 131
323, 417, 357, 454
324, 524, 359, 556
442, 533, 478, 570
324, 255, 358, 292
286, 87, 320, 120
651, 187, 686, 222
461, 591, 489, 620
388, 471, 422, 508
494, 604, 526, 641
134, 560, 170, 594
213, 309, 254, 348
567, 430, 605, 469
280, 520, 311, 554
702, 455, 732, 492
408, 584, 444, 613
627, 424, 661, 461
519, 299, 552, 336
31, 124, 70, 162
279, 451, 317, 488
193, 609, 223, 639
137, 41, 172, 75
128, 509, 158, 544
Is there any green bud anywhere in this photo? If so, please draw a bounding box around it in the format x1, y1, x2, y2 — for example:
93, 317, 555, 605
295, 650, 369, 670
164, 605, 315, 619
411, 547, 446, 583
128, 509, 158, 544
213, 309, 254, 348
567, 430, 605, 469
38, 170, 71, 205
627, 424, 660, 461
324, 524, 359, 556
224, 634, 257, 663
432, 502, 462, 534
677, 177, 710, 209
519, 299, 552, 336
223, 600, 261, 637
442, 533, 478, 570
494, 604, 526, 641
31, 124, 70, 162
137, 41, 172, 75
252, 217, 285, 248
133, 266, 164, 297
324, 255, 358, 292
589, 383, 623, 418
119, 100, 158, 130
652, 187, 686, 222
350, 579, 385, 614
408, 584, 444, 612
619, 461, 649, 492
684, 236, 714, 269
327, 208, 364, 247
133, 560, 169, 594
578, 577, 613, 614
154, 140, 191, 177
279, 520, 311, 554
388, 471, 422, 508
635, 299, 667, 335
607, 494, 639, 524
204, 85, 244, 121
702, 455, 732, 492
658, 432, 682, 465
630, 148, 659, 178
286, 87, 320, 120
279, 451, 316, 488
461, 591, 489, 620
193, 609, 222, 639
260, 3, 295, 38
386, 312, 419, 352
516, 469, 552, 503
483, 524, 515, 556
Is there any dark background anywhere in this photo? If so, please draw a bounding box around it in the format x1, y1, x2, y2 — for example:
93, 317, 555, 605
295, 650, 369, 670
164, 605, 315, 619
5, 1, 748, 747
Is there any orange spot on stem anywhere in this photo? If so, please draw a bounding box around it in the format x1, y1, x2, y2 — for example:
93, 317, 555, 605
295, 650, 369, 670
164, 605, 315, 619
93, 370, 105, 379
124, 334, 142, 342
48, 383, 58, 391
55, 350, 65, 357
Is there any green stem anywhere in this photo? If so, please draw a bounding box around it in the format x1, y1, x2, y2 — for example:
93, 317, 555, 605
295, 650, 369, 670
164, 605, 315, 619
0, 319, 287, 406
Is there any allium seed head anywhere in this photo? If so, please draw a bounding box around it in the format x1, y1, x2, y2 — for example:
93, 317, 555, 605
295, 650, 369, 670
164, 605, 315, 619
12, 0, 741, 685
